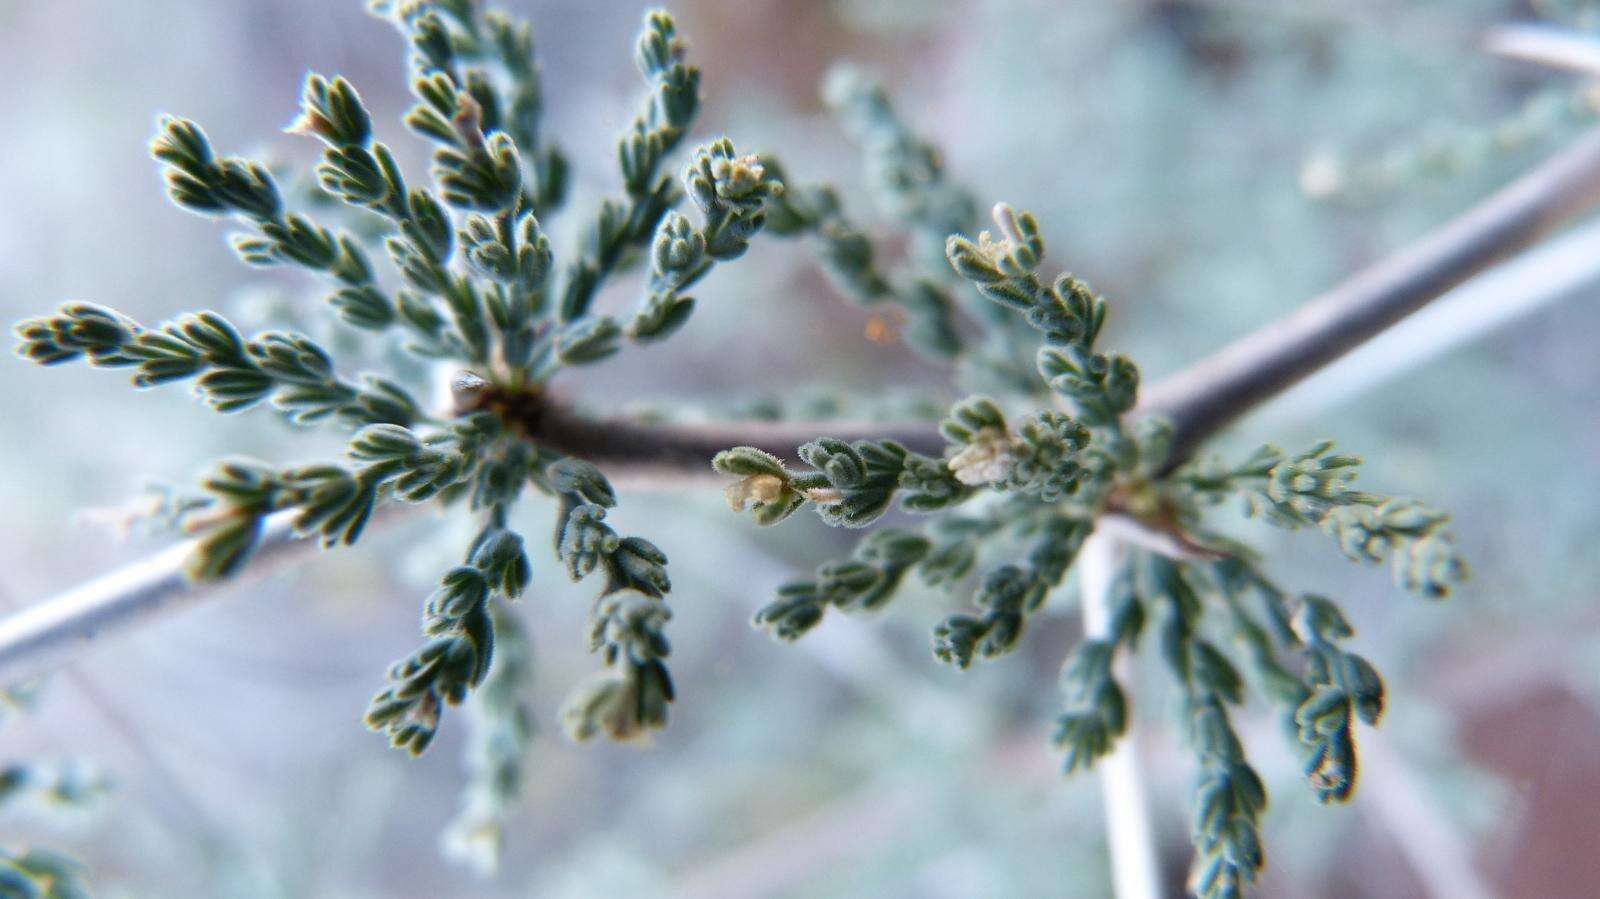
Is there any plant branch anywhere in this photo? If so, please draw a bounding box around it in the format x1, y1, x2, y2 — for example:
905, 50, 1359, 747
1139, 123, 1600, 469
9, 123, 1600, 685
521, 403, 947, 475
1079, 529, 1166, 899
0, 506, 421, 685
1259, 214, 1600, 418
1485, 23, 1600, 77
1360, 735, 1497, 899
0, 517, 277, 685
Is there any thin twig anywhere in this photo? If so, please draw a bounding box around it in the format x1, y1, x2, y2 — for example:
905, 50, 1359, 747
9, 121, 1600, 686
1360, 734, 1498, 899
1485, 23, 1600, 77
0, 519, 284, 686
1139, 123, 1600, 469
1260, 214, 1600, 417
520, 408, 946, 473
0, 505, 422, 685
1079, 530, 1166, 899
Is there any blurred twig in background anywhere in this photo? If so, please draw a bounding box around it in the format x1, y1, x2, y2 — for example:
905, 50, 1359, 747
1139, 124, 1600, 468
1486, 23, 1600, 77
1360, 736, 1497, 899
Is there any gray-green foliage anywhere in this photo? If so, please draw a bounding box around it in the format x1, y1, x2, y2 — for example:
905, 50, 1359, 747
1304, 84, 1599, 205
1178, 441, 1465, 600
759, 65, 1055, 371
14, 0, 785, 876
1304, 0, 1600, 208
718, 141, 1469, 897
13, 1, 1479, 894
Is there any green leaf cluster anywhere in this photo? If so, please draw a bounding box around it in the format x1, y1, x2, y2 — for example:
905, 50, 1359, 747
15, 0, 792, 876
716, 95, 1469, 896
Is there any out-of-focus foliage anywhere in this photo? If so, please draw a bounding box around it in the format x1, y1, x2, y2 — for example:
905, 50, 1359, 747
1, 685, 106, 898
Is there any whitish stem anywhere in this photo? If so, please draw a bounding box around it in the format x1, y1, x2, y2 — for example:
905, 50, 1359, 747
0, 506, 425, 686
1360, 734, 1498, 899
1080, 529, 1166, 899
1485, 23, 1600, 76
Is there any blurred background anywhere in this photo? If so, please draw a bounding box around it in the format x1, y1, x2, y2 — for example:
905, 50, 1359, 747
3, 0, 1599, 896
